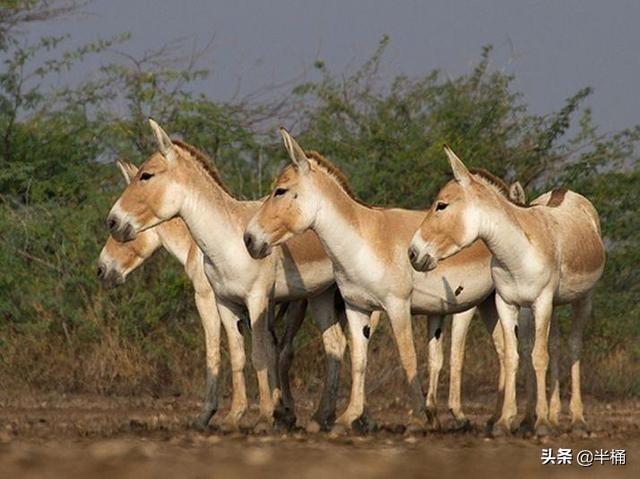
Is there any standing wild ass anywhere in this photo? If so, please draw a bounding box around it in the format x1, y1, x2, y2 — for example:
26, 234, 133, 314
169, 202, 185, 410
409, 146, 605, 436
99, 159, 316, 431
105, 120, 365, 432
243, 129, 525, 433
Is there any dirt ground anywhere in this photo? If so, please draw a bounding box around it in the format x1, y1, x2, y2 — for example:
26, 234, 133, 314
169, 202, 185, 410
0, 393, 638, 479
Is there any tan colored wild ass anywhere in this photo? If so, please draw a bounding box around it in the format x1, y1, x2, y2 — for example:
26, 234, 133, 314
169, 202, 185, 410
99, 159, 259, 430
98, 172, 244, 431
106, 120, 360, 432
409, 146, 605, 436
244, 129, 525, 433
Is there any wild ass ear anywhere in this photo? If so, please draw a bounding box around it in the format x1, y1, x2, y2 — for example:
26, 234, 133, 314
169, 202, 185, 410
280, 127, 310, 174
443, 145, 472, 186
148, 118, 173, 158
116, 158, 138, 184
509, 181, 526, 205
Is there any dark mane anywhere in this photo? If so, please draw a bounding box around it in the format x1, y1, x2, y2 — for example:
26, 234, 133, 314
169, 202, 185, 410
460, 167, 529, 206
305, 150, 374, 208
468, 167, 511, 198
171, 139, 236, 198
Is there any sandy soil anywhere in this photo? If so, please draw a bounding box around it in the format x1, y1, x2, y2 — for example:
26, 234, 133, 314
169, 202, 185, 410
0, 394, 638, 478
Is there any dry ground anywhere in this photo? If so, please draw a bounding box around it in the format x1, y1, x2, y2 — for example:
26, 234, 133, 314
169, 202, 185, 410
0, 393, 638, 478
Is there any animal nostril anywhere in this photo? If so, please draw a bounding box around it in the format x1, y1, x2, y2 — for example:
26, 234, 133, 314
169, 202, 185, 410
408, 247, 417, 262
107, 217, 118, 232
243, 232, 253, 249
97, 265, 105, 278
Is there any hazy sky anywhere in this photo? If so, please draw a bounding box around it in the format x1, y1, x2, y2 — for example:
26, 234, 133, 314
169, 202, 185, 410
23, 0, 640, 132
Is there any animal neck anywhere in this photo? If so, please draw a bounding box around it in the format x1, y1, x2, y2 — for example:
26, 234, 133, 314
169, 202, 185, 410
175, 166, 250, 266
156, 220, 192, 267
310, 174, 373, 266
475, 190, 534, 273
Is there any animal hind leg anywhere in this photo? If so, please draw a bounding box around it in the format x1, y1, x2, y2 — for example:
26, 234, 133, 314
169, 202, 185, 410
275, 300, 307, 431
569, 294, 592, 434
548, 312, 561, 428
307, 289, 347, 432
518, 308, 537, 433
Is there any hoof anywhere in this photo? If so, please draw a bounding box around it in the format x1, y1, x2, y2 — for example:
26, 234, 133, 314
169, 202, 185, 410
191, 409, 215, 432
191, 419, 209, 432
220, 421, 240, 433
306, 420, 322, 434
330, 422, 350, 437
570, 420, 590, 438
484, 417, 497, 435
534, 421, 554, 437
253, 418, 274, 435
427, 418, 441, 432
274, 407, 296, 431
352, 413, 378, 434
220, 414, 242, 433
451, 417, 472, 432
491, 421, 513, 438
307, 413, 333, 433
518, 417, 536, 435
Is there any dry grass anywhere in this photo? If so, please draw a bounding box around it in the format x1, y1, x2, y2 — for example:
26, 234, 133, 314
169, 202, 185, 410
0, 311, 637, 403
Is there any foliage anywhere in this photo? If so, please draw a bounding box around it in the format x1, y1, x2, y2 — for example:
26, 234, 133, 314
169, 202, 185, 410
0, 3, 638, 397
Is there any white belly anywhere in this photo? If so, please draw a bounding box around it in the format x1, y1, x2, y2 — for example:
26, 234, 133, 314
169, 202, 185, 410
410, 264, 494, 314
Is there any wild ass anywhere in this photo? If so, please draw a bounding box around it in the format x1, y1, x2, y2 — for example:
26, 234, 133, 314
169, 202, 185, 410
99, 159, 304, 430
106, 120, 363, 432
243, 129, 523, 433
409, 146, 605, 436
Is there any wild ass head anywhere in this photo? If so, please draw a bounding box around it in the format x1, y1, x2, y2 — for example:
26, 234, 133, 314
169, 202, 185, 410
244, 128, 326, 258
409, 146, 515, 271
106, 119, 222, 241
98, 159, 162, 286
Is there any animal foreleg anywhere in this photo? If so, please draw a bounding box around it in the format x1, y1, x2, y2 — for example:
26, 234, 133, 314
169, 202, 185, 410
448, 308, 476, 430
192, 289, 221, 431
332, 304, 372, 434
217, 298, 247, 432
493, 294, 520, 436
387, 301, 426, 434
425, 314, 445, 430
247, 293, 278, 433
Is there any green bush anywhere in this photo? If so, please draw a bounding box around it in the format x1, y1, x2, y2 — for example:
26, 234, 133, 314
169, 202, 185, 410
0, 3, 638, 398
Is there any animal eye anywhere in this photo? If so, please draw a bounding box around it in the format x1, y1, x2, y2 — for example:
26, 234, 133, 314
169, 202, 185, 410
435, 202, 448, 211
140, 172, 154, 181
274, 188, 288, 197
